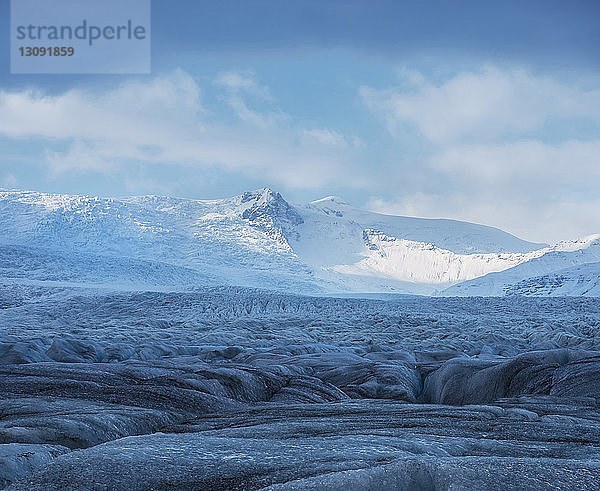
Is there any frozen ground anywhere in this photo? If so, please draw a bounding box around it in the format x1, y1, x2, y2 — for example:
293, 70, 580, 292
2, 284, 600, 353
1, 285, 600, 488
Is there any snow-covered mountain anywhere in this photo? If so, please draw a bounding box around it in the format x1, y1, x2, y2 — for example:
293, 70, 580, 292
441, 235, 600, 296
504, 261, 600, 297
0, 187, 597, 296
0, 188, 319, 292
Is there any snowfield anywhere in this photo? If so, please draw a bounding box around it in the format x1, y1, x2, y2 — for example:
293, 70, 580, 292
5, 187, 597, 297
443, 236, 600, 296
504, 261, 600, 296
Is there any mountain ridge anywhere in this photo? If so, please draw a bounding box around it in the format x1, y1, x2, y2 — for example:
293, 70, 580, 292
0, 187, 596, 296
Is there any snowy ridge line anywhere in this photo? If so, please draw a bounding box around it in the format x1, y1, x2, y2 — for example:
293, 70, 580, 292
442, 238, 600, 297
0, 188, 598, 296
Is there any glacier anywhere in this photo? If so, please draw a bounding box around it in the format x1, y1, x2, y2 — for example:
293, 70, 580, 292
1, 187, 600, 489
1, 286, 600, 489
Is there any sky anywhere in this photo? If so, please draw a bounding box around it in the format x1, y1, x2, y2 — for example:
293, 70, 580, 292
1, 0, 600, 243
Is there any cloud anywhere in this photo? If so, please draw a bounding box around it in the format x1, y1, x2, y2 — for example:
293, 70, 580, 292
367, 191, 600, 245
213, 71, 281, 128
366, 138, 600, 243
300, 129, 347, 147
215, 71, 272, 100
0, 70, 203, 142
361, 66, 600, 242
430, 139, 600, 191
360, 66, 600, 145
0, 70, 362, 189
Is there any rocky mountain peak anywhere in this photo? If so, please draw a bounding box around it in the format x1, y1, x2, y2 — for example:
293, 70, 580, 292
240, 188, 304, 228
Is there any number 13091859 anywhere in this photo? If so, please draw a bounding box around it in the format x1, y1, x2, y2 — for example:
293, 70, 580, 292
19, 46, 74, 56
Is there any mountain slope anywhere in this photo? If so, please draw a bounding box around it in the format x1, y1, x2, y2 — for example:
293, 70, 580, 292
441, 235, 600, 296
0, 243, 215, 289
294, 196, 544, 258
289, 196, 548, 291
504, 261, 600, 297
0, 188, 321, 292
1, 188, 596, 296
